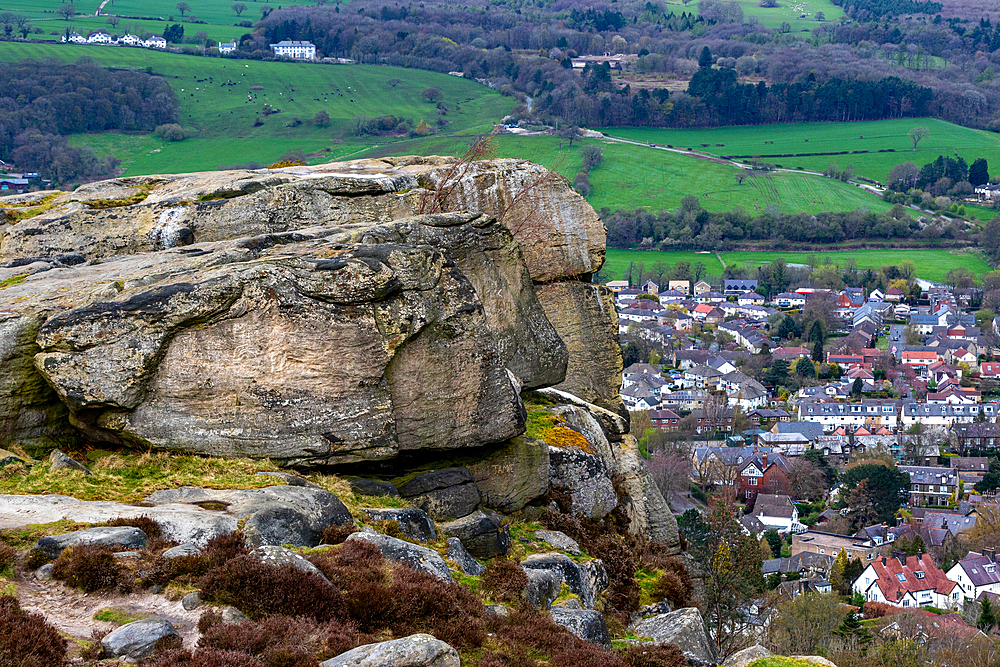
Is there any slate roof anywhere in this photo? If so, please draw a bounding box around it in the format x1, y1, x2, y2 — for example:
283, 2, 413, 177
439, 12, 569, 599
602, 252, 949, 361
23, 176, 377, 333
773, 421, 824, 441
752, 493, 796, 520
954, 552, 1000, 588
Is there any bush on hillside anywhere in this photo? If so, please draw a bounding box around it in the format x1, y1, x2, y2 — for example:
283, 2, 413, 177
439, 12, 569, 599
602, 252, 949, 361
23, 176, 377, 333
101, 515, 164, 540
197, 614, 363, 665
154, 123, 196, 141
199, 555, 345, 621
0, 595, 67, 666
51, 544, 130, 593
480, 556, 529, 603
621, 643, 687, 667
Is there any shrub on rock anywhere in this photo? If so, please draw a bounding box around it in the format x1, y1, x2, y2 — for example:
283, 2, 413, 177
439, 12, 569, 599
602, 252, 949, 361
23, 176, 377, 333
481, 557, 529, 603
199, 615, 364, 665
199, 555, 344, 621
622, 643, 687, 667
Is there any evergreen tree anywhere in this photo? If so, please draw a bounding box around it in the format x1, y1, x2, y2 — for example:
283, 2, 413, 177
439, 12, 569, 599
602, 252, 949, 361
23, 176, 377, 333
767, 359, 790, 386
764, 529, 783, 558
981, 595, 996, 633
909, 534, 925, 555
851, 378, 863, 396
834, 610, 872, 644
830, 548, 849, 595
812, 339, 824, 363
698, 46, 713, 68
795, 357, 815, 378
970, 158, 990, 187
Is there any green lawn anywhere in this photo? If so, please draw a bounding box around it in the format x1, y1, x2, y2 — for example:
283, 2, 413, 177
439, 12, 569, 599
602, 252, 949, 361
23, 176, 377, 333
0, 42, 512, 175
4, 0, 268, 27
602, 118, 1000, 185
605, 247, 993, 283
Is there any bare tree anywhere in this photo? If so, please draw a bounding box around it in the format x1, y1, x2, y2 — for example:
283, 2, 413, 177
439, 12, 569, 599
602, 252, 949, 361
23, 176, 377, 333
648, 449, 693, 501
232, 2, 247, 15
106, 15, 120, 29
57, 3, 76, 20
176, 2, 190, 16
908, 126, 928, 151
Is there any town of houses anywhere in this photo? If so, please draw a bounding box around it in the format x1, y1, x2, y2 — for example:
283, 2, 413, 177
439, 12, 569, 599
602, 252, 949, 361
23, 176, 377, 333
613, 270, 1000, 629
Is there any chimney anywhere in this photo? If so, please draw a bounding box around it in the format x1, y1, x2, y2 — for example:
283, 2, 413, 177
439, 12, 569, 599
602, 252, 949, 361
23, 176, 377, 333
882, 556, 887, 566
942, 519, 948, 531
763, 453, 768, 468
986, 547, 996, 562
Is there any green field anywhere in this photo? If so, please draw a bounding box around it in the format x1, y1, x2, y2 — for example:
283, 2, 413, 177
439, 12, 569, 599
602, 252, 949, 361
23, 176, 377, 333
0, 42, 512, 175
603, 118, 1000, 185
364, 134, 896, 216
604, 247, 993, 283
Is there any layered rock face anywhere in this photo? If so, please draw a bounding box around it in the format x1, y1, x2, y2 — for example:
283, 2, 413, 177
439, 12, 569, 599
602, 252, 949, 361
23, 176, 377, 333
0, 157, 614, 458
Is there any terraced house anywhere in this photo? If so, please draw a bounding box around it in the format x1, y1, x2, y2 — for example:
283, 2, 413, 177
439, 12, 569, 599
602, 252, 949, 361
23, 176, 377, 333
900, 466, 958, 507
854, 554, 959, 609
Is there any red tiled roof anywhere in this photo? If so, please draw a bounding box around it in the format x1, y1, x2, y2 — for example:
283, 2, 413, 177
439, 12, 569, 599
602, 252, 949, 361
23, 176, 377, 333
869, 554, 957, 602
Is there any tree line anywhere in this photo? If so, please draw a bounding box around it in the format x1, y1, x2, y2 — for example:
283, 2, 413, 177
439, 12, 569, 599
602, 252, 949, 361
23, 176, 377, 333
602, 196, 968, 251
0, 58, 178, 184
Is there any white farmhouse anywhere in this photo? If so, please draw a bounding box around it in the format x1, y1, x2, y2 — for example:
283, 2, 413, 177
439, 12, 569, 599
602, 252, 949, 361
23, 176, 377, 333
947, 549, 1000, 602
145, 36, 167, 48
270, 40, 316, 59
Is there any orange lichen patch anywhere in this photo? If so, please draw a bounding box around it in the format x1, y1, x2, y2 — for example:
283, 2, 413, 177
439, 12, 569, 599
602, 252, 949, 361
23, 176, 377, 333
525, 407, 592, 453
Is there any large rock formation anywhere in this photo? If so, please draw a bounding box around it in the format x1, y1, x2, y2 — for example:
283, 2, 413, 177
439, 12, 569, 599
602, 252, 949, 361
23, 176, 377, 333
0, 158, 605, 462
0, 157, 678, 553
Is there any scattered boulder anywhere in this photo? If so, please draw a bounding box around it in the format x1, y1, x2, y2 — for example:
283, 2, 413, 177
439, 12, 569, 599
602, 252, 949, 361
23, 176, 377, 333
30, 526, 148, 562
792, 657, 838, 667
181, 592, 201, 611
348, 477, 399, 497
221, 607, 249, 624
0, 448, 26, 467
485, 604, 510, 618
467, 436, 549, 513
48, 449, 91, 475
521, 568, 561, 608
725, 645, 770, 667
0, 493, 236, 547
520, 553, 607, 609
550, 608, 610, 645
162, 542, 201, 558
397, 468, 482, 521
361, 508, 436, 542
548, 447, 618, 520
630, 608, 718, 667
146, 485, 352, 548
445, 537, 484, 576
249, 545, 330, 583
346, 532, 451, 581
100, 617, 180, 661
533, 530, 581, 555
34, 563, 53, 580
320, 633, 460, 667
255, 471, 318, 487
438, 509, 509, 559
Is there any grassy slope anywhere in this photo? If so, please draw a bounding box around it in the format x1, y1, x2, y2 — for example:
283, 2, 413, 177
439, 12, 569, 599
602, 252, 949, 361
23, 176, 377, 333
364, 134, 896, 215
0, 43, 512, 174
602, 118, 1000, 184
604, 247, 992, 282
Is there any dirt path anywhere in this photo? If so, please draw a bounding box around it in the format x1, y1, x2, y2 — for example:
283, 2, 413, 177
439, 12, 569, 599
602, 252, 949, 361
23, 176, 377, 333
17, 573, 207, 651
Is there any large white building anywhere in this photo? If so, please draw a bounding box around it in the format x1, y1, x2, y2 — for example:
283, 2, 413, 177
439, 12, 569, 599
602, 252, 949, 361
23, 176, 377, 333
270, 40, 316, 59
853, 554, 959, 609
947, 550, 1000, 602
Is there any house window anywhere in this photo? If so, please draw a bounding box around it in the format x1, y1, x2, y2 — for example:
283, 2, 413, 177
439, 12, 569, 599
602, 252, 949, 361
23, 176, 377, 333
896, 573, 907, 582
820, 549, 825, 554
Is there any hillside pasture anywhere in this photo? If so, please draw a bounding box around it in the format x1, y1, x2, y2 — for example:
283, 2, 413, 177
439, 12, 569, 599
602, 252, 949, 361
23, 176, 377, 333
603, 118, 1000, 185
605, 247, 992, 283
364, 134, 896, 216
0, 42, 511, 175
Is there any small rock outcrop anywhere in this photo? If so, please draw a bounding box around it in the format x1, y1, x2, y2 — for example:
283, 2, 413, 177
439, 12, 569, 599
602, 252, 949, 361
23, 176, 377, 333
550, 608, 611, 645
445, 537, 484, 576
319, 633, 460, 667
100, 618, 180, 661
31, 526, 148, 561
397, 468, 482, 521
631, 608, 718, 667
361, 508, 437, 542
346, 532, 452, 580
145, 485, 351, 547
467, 436, 549, 513
48, 449, 91, 475
520, 553, 607, 609
249, 545, 330, 582
725, 646, 771, 667
522, 568, 561, 608
548, 447, 618, 520
438, 509, 509, 559
533, 530, 581, 555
